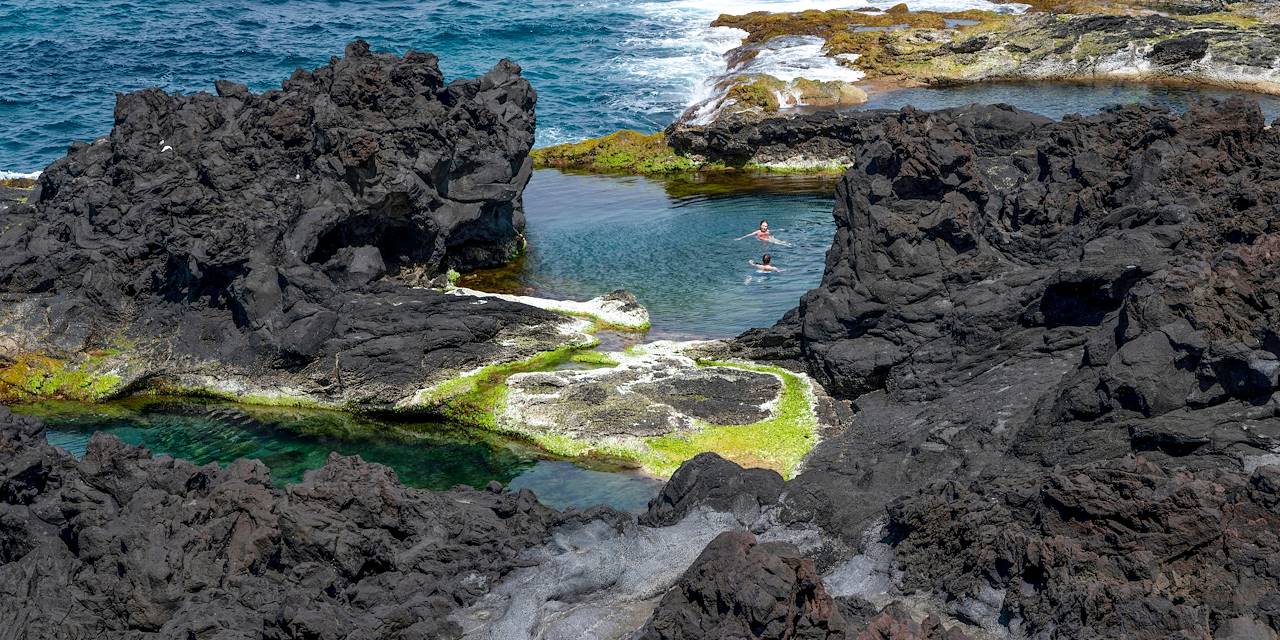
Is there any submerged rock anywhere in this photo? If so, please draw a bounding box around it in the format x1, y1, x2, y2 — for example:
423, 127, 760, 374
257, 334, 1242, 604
0, 42, 580, 409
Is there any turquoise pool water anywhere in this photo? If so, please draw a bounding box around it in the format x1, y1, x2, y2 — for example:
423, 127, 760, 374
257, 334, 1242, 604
21, 398, 663, 513
469, 170, 838, 339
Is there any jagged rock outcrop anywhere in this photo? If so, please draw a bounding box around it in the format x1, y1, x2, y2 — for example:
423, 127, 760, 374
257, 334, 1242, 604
637, 530, 847, 640
0, 41, 580, 409
695, 99, 1280, 637
641, 452, 785, 527
670, 2, 1280, 133
743, 100, 1279, 483
0, 405, 618, 638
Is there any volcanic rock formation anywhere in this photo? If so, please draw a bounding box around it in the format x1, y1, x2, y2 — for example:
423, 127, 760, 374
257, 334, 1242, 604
5, 46, 1280, 638
718, 99, 1280, 638
0, 41, 576, 409
0, 405, 623, 638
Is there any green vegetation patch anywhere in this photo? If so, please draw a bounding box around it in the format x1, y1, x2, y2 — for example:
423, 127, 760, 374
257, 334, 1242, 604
417, 343, 607, 428
145, 383, 339, 411
532, 130, 701, 174
727, 76, 783, 111
428, 350, 819, 479
634, 360, 818, 478
569, 350, 620, 367
0, 354, 125, 403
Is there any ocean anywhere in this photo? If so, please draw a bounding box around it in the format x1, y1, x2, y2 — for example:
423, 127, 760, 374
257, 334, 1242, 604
0, 0, 1022, 175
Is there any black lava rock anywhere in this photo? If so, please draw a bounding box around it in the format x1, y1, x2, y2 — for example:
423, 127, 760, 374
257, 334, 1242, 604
0, 405, 573, 638
0, 42, 571, 408
637, 530, 847, 640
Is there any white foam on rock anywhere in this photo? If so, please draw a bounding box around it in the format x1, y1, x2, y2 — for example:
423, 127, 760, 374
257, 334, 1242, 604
0, 170, 40, 180
448, 287, 651, 330
747, 36, 867, 83
646, 0, 1030, 125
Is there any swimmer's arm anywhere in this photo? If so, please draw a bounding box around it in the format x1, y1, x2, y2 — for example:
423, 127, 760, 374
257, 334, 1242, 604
737, 232, 757, 240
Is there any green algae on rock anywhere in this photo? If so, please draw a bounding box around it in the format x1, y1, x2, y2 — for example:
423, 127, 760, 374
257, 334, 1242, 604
0, 353, 129, 403
531, 130, 701, 174
420, 340, 823, 478
712, 1, 1280, 96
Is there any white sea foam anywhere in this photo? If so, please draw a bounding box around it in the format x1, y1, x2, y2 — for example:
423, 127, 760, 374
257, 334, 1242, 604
746, 36, 866, 83
613, 7, 748, 119
0, 170, 40, 180
627, 0, 1029, 120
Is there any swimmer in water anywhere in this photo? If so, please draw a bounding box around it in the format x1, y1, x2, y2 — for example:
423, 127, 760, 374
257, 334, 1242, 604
737, 219, 791, 246
749, 253, 782, 273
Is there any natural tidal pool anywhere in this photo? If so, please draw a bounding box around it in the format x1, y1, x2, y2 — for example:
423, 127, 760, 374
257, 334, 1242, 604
18, 398, 664, 513
462, 170, 838, 339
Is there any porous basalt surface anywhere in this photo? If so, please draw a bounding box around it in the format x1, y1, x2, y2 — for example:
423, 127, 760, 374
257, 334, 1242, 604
887, 457, 1280, 638
506, 356, 781, 438
0, 405, 616, 638
636, 530, 848, 640
0, 41, 579, 409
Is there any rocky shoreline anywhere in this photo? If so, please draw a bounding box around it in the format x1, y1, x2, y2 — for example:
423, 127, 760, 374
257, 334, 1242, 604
0, 43, 823, 479
533, 0, 1280, 175
3, 36, 1280, 640
0, 41, 558, 412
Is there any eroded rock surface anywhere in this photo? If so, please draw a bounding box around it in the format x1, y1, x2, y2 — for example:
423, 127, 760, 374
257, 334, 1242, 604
694, 99, 1280, 638
637, 530, 847, 640
742, 100, 1280, 505
888, 457, 1280, 639
0, 42, 578, 409
0, 405, 605, 638
506, 351, 781, 439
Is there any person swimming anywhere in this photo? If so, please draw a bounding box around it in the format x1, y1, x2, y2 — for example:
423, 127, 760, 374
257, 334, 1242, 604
737, 219, 790, 245
749, 253, 782, 273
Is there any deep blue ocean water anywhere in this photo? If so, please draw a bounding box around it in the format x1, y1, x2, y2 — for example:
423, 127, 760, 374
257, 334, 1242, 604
1, 0, 749, 172
9, 0, 1280, 175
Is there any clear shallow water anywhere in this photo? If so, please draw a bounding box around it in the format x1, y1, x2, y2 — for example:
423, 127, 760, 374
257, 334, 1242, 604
19, 398, 663, 513
473, 170, 837, 339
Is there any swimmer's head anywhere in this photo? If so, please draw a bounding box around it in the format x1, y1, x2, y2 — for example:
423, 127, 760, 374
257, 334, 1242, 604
762, 253, 772, 265
759, 219, 769, 232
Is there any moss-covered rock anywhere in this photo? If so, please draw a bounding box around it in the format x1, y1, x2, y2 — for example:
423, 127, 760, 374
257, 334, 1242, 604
726, 76, 783, 112
531, 130, 700, 174
0, 353, 128, 403
707, 1, 1280, 95
443, 341, 824, 478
